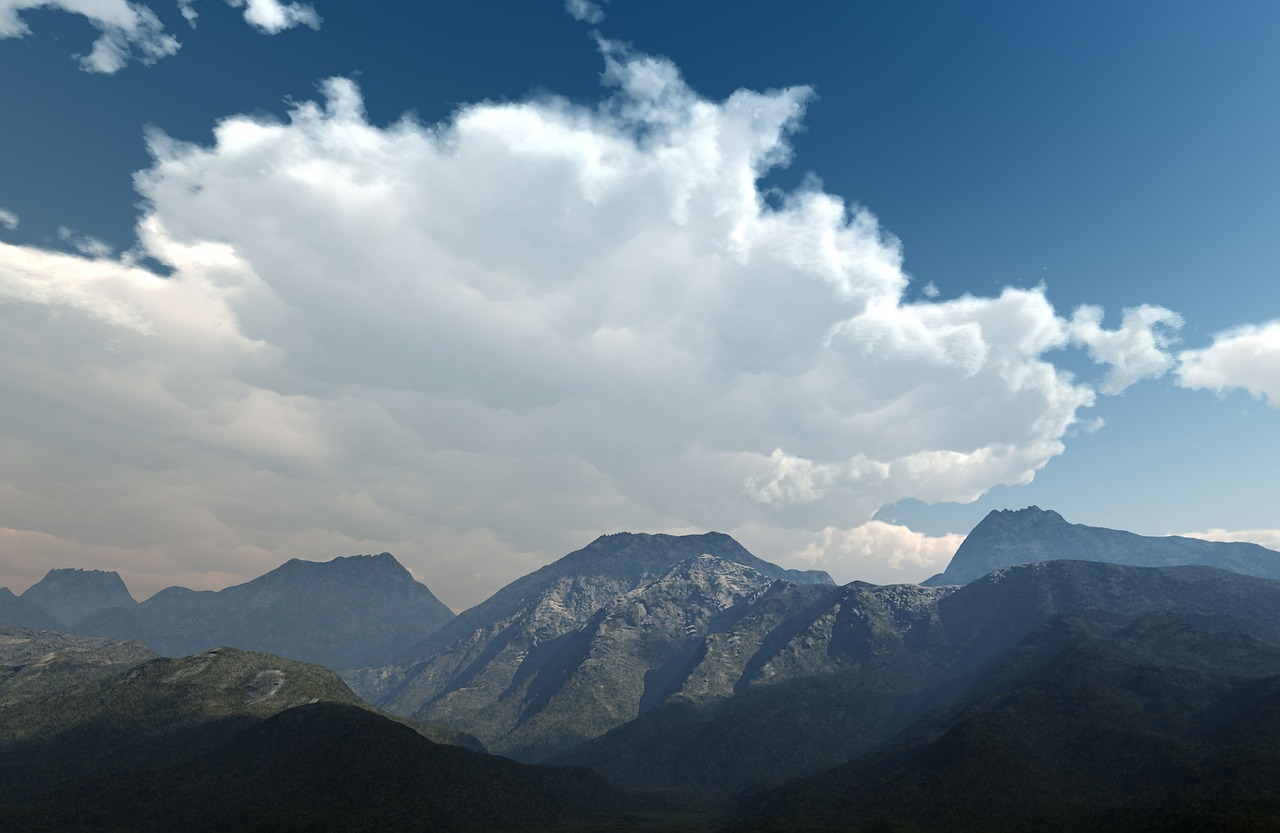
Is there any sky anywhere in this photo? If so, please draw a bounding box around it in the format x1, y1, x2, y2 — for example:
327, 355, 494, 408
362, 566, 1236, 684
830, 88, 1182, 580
1, 0, 1278, 609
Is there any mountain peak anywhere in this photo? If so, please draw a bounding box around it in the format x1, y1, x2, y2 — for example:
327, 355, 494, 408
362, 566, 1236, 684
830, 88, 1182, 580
924, 507, 1280, 587
981, 506, 1067, 526
21, 567, 137, 629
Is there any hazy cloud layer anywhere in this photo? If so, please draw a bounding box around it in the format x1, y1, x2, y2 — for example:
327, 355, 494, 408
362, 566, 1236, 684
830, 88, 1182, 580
1181, 528, 1280, 552
0, 44, 1185, 605
1178, 321, 1280, 407
0, 0, 318, 72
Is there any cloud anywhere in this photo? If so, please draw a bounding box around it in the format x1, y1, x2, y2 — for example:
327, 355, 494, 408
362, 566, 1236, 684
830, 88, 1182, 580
0, 207, 18, 230
57, 226, 114, 258
0, 0, 320, 73
788, 521, 964, 583
0, 0, 179, 73
0, 42, 1181, 606
1180, 528, 1280, 553
565, 0, 605, 25
1177, 320, 1280, 407
223, 0, 319, 33
1068, 303, 1184, 394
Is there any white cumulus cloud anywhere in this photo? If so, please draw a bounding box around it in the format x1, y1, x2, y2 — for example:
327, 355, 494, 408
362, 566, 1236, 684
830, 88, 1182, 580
1069, 303, 1184, 394
0, 42, 1182, 604
223, 0, 318, 33
789, 521, 964, 583
1177, 320, 1280, 407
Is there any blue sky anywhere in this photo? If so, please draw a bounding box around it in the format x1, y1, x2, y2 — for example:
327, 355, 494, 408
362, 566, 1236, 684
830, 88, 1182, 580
1, 0, 1277, 607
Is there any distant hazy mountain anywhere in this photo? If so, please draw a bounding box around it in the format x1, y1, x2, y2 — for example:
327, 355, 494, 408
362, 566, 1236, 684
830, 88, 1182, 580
19, 568, 137, 630
563, 560, 1280, 794
376, 532, 833, 758
923, 505, 1280, 586
2, 553, 455, 671
0, 587, 61, 631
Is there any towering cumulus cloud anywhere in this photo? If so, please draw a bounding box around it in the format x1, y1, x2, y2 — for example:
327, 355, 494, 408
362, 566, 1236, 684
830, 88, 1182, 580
0, 42, 1181, 601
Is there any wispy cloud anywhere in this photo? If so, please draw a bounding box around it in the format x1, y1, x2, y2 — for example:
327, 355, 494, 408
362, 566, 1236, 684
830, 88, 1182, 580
57, 226, 114, 258
565, 0, 606, 25
0, 0, 319, 73
0, 207, 17, 230
0, 0, 179, 73
1180, 527, 1280, 552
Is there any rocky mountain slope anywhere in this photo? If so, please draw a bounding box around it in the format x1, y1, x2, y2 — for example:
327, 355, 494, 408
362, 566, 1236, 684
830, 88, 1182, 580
1, 553, 455, 671
377, 532, 832, 759
0, 626, 157, 707
924, 505, 1280, 586
561, 559, 1280, 794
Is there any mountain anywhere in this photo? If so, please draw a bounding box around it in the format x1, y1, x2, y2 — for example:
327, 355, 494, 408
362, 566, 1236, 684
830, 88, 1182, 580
561, 560, 1280, 795
21, 702, 629, 833
734, 628, 1280, 832
375, 532, 833, 758
0, 631, 639, 832
0, 625, 157, 707
18, 568, 136, 631
1, 553, 457, 672
924, 505, 1280, 586
0, 636, 366, 797
0, 587, 61, 631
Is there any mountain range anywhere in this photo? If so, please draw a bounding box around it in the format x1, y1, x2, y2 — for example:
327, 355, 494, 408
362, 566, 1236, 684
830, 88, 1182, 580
7, 510, 1280, 829
924, 505, 1280, 585
1, 553, 455, 670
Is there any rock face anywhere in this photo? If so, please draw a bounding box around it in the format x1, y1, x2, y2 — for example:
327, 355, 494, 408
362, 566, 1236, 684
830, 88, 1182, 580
922, 506, 1280, 586
377, 532, 833, 758
2, 554, 456, 672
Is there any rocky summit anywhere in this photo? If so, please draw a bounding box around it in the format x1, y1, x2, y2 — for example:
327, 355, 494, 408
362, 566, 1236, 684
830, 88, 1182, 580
18, 568, 137, 632
375, 532, 833, 758
922, 505, 1280, 586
